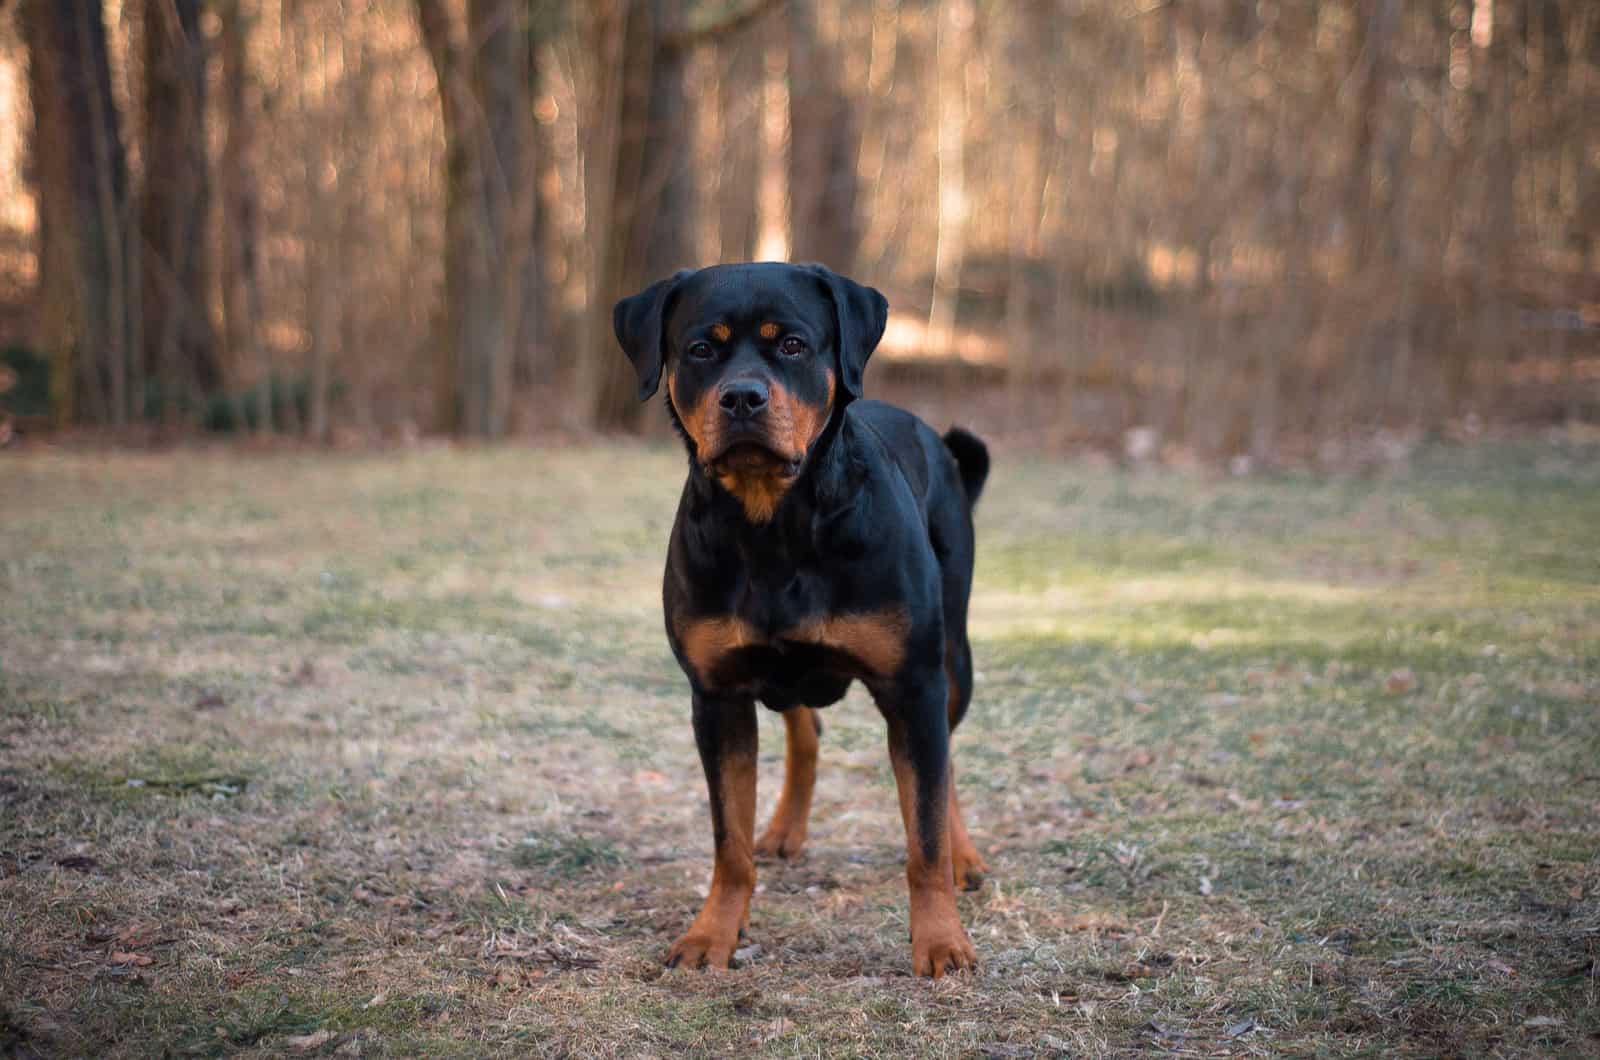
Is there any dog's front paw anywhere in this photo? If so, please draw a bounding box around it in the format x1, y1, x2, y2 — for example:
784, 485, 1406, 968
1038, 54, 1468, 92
665, 929, 739, 971
911, 922, 977, 980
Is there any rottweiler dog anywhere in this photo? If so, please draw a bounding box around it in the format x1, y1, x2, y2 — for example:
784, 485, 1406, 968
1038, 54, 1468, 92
614, 262, 990, 978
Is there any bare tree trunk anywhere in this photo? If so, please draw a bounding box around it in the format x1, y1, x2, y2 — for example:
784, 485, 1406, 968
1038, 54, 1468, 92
926, 0, 971, 362
219, 0, 269, 434
141, 0, 217, 422
20, 0, 135, 427
1346, 0, 1397, 272
521, 13, 555, 390
1002, 2, 1056, 419
717, 29, 762, 261
416, 0, 538, 437
471, 0, 537, 437
416, 0, 469, 435
1474, 0, 1518, 410
787, 0, 859, 269
582, 0, 692, 431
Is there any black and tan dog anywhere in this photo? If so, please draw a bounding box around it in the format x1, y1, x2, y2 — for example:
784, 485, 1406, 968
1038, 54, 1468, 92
614, 262, 990, 978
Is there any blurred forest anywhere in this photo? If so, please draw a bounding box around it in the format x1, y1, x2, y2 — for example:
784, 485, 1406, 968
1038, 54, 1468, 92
0, 0, 1595, 458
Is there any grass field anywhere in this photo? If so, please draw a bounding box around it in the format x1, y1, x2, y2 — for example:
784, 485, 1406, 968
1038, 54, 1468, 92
2, 439, 1597, 1057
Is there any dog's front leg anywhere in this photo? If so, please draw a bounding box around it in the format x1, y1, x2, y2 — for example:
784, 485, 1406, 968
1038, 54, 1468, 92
882, 674, 978, 978
666, 692, 758, 970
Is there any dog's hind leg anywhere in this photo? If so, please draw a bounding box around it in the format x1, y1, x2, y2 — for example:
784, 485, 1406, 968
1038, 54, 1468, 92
945, 638, 990, 891
756, 706, 820, 860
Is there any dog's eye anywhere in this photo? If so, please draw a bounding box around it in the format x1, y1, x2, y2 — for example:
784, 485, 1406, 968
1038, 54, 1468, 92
779, 335, 808, 357
686, 341, 714, 361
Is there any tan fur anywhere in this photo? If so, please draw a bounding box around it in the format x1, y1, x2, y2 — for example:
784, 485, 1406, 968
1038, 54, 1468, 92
710, 323, 731, 342
675, 614, 756, 683
947, 765, 988, 890
756, 707, 820, 858
708, 376, 834, 525
789, 606, 909, 678
758, 322, 781, 339
944, 665, 988, 889
667, 375, 719, 466
716, 467, 791, 524
674, 606, 910, 687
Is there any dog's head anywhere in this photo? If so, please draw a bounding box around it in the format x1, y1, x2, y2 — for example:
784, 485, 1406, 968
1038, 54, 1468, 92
614, 263, 888, 522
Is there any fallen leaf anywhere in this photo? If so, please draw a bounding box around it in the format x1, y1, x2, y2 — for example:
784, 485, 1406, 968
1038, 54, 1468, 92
363, 992, 388, 1010
1224, 1018, 1257, 1037
1523, 1015, 1563, 1028
285, 1029, 334, 1050
109, 951, 153, 966
193, 692, 226, 711
1385, 668, 1417, 694
115, 924, 165, 948
1125, 750, 1154, 770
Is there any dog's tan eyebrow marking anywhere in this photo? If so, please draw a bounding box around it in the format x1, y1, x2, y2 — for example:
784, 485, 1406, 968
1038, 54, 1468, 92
710, 323, 732, 342
758, 322, 781, 340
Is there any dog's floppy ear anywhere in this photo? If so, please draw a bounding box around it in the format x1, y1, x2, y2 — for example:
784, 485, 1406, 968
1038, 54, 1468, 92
804, 264, 888, 399
613, 269, 694, 401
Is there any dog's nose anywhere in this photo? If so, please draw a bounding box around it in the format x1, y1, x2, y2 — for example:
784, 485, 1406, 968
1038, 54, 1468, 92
718, 379, 769, 419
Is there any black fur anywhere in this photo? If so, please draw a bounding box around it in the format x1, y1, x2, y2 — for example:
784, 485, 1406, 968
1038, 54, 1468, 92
615, 261, 989, 973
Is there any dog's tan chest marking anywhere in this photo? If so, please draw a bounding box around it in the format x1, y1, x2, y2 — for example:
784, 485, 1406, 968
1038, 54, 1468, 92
674, 606, 911, 685
676, 615, 757, 681
787, 609, 909, 679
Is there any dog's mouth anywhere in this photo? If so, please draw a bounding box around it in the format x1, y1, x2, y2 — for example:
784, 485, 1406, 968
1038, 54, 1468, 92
707, 439, 803, 478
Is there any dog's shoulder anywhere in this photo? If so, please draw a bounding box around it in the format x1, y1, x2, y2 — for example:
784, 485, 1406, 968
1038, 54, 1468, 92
842, 400, 957, 503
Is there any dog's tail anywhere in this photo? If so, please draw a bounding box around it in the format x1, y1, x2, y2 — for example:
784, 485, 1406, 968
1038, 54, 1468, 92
942, 427, 990, 508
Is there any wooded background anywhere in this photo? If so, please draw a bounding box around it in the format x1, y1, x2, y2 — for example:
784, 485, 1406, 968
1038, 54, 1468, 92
0, 0, 1595, 457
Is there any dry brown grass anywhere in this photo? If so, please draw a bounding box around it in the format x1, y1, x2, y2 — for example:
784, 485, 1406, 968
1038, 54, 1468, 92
2, 440, 1597, 1057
